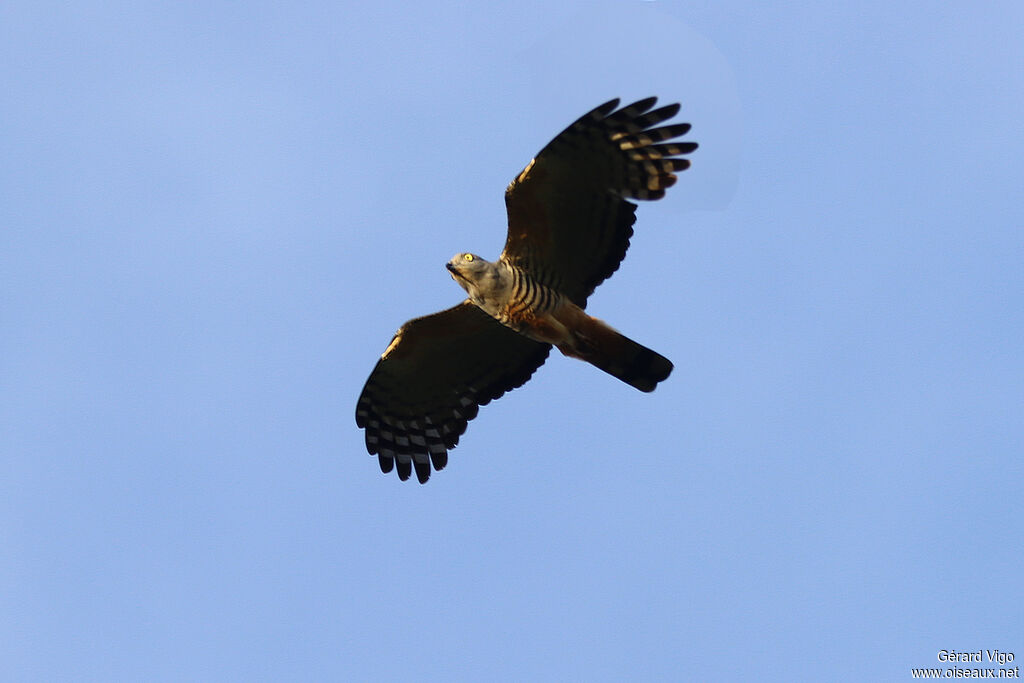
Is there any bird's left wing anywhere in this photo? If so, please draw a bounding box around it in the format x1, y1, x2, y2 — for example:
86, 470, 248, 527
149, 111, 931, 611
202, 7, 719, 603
502, 97, 697, 307
355, 300, 551, 483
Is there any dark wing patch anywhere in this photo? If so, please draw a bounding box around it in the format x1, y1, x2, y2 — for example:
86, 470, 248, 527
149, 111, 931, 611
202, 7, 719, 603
502, 97, 698, 306
355, 301, 550, 483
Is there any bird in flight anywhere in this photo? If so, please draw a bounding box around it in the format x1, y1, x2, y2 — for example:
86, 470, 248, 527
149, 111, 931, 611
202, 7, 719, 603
356, 97, 697, 483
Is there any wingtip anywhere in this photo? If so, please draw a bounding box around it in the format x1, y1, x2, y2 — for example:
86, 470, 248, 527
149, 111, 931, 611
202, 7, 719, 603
659, 102, 681, 119
396, 458, 412, 481
630, 95, 659, 111
413, 459, 431, 484
596, 98, 620, 115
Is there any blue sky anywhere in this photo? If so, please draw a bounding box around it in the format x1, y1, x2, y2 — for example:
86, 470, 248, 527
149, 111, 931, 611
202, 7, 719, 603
3, 1, 1022, 680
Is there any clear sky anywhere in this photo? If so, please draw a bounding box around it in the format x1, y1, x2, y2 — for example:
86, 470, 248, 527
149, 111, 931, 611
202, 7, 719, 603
3, 2, 1022, 681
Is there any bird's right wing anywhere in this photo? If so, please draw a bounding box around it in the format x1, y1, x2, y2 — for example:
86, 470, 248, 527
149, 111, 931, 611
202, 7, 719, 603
355, 301, 550, 483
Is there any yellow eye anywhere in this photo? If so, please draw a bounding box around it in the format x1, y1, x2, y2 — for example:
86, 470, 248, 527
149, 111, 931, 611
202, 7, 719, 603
463, 253, 474, 262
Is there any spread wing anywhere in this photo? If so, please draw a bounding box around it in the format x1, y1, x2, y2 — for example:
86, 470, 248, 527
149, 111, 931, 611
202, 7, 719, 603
502, 97, 698, 306
355, 301, 550, 483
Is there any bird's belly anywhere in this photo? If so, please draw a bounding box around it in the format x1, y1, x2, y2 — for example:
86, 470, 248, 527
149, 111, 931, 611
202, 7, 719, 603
518, 312, 571, 346
499, 299, 577, 347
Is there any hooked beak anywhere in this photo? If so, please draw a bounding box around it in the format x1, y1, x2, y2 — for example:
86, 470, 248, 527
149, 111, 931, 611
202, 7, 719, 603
446, 261, 464, 282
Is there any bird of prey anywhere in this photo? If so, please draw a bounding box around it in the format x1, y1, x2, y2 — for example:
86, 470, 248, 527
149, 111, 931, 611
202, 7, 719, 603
356, 97, 697, 483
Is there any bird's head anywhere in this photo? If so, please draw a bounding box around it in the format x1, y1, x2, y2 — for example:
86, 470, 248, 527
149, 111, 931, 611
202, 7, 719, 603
446, 253, 502, 306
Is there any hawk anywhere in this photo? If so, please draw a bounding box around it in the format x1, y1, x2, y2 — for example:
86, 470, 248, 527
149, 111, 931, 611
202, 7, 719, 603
356, 97, 697, 483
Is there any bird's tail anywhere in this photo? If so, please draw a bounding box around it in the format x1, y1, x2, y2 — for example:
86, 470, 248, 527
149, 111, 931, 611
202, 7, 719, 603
553, 305, 673, 392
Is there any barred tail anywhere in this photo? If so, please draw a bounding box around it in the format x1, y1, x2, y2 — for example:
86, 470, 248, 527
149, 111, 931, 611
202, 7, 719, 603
554, 307, 673, 392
